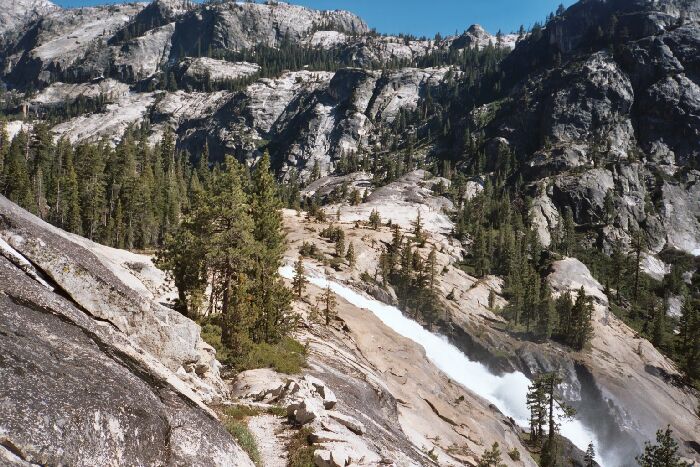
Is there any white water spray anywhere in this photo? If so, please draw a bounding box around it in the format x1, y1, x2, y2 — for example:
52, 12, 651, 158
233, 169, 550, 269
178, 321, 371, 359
280, 266, 608, 465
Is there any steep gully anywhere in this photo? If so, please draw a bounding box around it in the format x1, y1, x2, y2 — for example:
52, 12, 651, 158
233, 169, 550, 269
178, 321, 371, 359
279, 266, 612, 466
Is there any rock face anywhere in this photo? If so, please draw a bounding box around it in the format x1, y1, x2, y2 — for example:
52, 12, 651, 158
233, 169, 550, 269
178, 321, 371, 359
169, 1, 367, 56
546, 258, 699, 463
0, 0, 58, 38
0, 195, 253, 465
474, 0, 700, 256
176, 57, 260, 88
0, 0, 507, 173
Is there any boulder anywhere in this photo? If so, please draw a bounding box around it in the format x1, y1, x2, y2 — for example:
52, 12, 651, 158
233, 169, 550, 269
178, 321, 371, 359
231, 369, 286, 402
304, 375, 338, 409
288, 398, 325, 424
327, 411, 365, 435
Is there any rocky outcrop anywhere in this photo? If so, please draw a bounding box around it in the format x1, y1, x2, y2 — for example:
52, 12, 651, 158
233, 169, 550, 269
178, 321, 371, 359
0, 195, 252, 466
169, 1, 367, 59
175, 57, 260, 88
450, 24, 519, 50
0, 0, 58, 38
546, 258, 699, 463
0, 195, 226, 402
30, 78, 130, 108
473, 0, 700, 256
3, 4, 144, 87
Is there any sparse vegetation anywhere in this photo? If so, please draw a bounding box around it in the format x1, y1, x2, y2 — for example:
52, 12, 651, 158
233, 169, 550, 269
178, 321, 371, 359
287, 427, 316, 467
223, 406, 263, 466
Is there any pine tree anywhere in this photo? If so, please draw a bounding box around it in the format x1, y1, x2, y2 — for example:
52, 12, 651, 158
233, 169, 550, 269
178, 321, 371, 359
561, 207, 576, 256
388, 224, 402, 272
346, 242, 356, 268
249, 151, 293, 344
335, 229, 346, 258
292, 255, 307, 299
584, 442, 596, 467
76, 143, 106, 241
319, 285, 337, 326
427, 247, 437, 291
556, 291, 574, 341
650, 299, 666, 348
369, 209, 381, 230
632, 228, 645, 304
677, 293, 699, 380
536, 287, 556, 340
569, 287, 594, 350
526, 376, 547, 445
636, 426, 688, 467
412, 209, 425, 245
539, 372, 576, 467
62, 141, 81, 234
604, 189, 615, 224
349, 188, 361, 205
0, 120, 8, 182
477, 442, 506, 467
3, 131, 35, 213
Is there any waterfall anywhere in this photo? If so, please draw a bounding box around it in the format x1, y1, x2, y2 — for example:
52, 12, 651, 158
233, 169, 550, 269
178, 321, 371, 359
280, 266, 610, 466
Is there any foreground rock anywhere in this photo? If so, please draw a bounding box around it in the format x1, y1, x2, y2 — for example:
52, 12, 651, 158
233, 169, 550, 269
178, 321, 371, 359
0, 195, 249, 465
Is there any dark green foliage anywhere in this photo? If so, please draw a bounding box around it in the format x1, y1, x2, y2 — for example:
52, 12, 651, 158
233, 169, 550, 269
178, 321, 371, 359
292, 255, 307, 298
249, 152, 293, 345
578, 241, 700, 386
238, 337, 307, 374
678, 293, 700, 381
379, 226, 442, 327
368, 208, 381, 229
2, 131, 35, 212
158, 153, 298, 367
585, 442, 596, 467
636, 426, 688, 467
477, 442, 506, 467
555, 287, 594, 350
317, 285, 338, 326
0, 123, 189, 250
526, 372, 576, 466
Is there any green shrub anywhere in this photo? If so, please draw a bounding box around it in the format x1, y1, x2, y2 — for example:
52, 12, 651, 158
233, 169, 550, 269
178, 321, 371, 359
198, 318, 306, 372
287, 427, 315, 467
198, 318, 235, 364
225, 420, 261, 466
265, 405, 287, 417
224, 405, 262, 421
238, 337, 307, 374
508, 448, 521, 461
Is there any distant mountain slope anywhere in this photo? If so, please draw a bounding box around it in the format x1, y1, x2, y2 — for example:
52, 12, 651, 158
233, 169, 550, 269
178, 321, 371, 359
0, 0, 58, 38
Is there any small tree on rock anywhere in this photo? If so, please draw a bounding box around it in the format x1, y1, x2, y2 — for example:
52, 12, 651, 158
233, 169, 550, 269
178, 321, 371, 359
346, 242, 356, 268
584, 442, 596, 467
478, 442, 506, 467
369, 209, 381, 230
318, 285, 337, 326
292, 256, 307, 299
636, 426, 688, 467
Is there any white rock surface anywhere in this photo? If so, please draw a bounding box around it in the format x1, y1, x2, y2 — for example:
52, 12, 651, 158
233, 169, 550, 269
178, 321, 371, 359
52, 91, 156, 144
31, 79, 131, 106
0, 0, 58, 37
113, 23, 175, 81
180, 57, 261, 84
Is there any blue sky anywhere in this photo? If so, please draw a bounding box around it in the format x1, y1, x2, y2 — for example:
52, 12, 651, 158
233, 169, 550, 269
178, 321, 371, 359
52, 0, 576, 36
